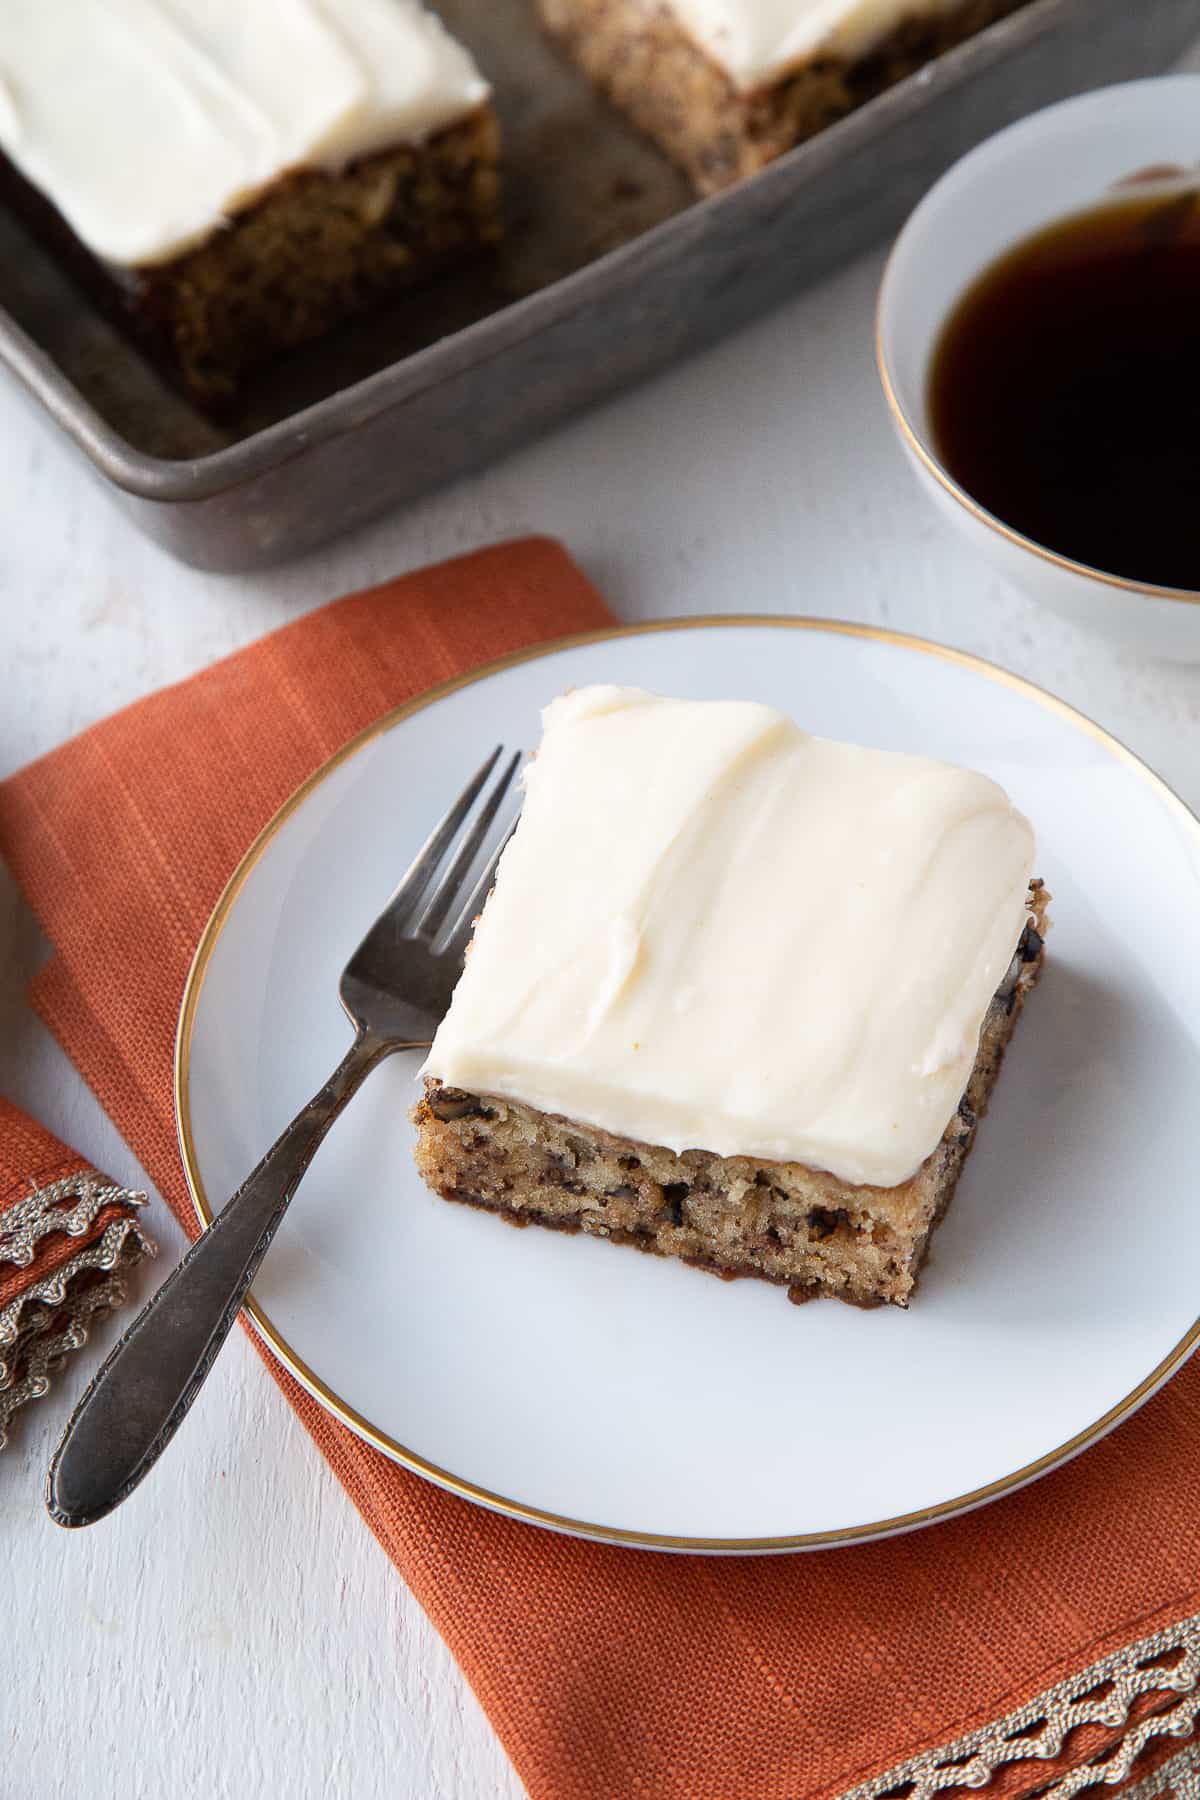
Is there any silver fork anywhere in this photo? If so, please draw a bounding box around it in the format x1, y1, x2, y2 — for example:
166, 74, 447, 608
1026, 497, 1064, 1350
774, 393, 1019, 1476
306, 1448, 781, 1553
46, 747, 521, 1529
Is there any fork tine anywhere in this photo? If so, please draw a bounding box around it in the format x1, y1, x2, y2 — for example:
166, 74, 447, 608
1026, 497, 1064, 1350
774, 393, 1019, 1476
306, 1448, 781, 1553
415, 750, 522, 940
444, 816, 519, 964
380, 746, 502, 928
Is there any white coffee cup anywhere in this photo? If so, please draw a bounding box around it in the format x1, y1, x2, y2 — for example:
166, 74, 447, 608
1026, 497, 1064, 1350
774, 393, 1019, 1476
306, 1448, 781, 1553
877, 76, 1200, 660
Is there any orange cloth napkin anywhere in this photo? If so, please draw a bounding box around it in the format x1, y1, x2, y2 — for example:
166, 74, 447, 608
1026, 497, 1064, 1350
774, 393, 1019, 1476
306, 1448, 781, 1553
0, 1100, 153, 1443
1, 537, 1198, 1800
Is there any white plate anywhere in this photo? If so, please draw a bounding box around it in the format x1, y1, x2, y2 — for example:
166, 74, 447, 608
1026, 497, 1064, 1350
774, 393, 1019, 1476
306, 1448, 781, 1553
177, 620, 1200, 1552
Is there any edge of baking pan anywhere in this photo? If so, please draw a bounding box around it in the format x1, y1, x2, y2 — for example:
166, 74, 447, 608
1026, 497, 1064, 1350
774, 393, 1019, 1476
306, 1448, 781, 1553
0, 0, 1113, 508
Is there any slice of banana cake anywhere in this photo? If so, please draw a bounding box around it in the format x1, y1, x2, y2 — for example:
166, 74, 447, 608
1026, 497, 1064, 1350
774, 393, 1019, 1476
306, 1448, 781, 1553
414, 686, 1046, 1308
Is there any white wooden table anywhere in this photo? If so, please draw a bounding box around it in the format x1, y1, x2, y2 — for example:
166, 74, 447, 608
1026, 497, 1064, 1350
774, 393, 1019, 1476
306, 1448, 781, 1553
4, 52, 1200, 1795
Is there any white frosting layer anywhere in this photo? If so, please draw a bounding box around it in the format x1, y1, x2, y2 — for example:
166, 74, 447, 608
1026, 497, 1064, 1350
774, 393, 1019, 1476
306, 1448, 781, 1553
425, 687, 1036, 1190
0, 0, 489, 266
666, 0, 963, 92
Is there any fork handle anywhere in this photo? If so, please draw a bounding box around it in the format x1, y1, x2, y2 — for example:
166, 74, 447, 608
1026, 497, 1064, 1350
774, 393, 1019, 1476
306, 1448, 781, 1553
46, 1028, 394, 1529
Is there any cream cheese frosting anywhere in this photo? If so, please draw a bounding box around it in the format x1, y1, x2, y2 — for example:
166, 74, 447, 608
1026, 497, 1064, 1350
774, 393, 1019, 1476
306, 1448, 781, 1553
424, 686, 1036, 1189
0, 0, 490, 267
665, 0, 964, 92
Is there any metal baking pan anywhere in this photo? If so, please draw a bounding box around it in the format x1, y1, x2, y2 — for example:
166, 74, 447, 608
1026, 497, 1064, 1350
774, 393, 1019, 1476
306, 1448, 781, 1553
0, 0, 1194, 572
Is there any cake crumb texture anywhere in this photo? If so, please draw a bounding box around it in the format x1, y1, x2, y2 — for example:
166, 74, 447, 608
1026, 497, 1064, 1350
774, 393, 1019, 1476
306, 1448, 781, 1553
121, 111, 502, 407
413, 888, 1048, 1310
538, 0, 1032, 192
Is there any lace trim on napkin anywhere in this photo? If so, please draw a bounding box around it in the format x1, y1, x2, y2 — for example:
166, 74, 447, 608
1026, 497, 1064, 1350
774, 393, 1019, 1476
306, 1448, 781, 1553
1114, 1738, 1200, 1800
848, 1616, 1200, 1800
0, 1168, 143, 1266
0, 1168, 155, 1445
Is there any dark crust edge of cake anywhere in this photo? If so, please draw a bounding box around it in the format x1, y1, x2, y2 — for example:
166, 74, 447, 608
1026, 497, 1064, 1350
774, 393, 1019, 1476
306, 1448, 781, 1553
433, 1182, 895, 1310
0, 105, 501, 412
415, 883, 1049, 1309
537, 0, 1033, 194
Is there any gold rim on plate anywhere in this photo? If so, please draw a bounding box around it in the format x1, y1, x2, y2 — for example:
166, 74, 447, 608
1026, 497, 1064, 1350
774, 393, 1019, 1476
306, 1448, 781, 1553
175, 616, 1200, 1551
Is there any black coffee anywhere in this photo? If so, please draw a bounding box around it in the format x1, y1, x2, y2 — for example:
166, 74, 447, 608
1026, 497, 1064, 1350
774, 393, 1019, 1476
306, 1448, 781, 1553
927, 186, 1200, 590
